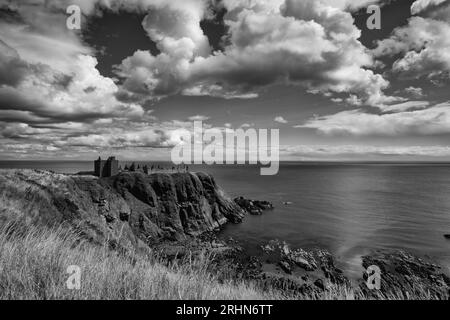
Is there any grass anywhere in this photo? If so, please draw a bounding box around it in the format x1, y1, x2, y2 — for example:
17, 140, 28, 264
1, 220, 446, 300
0, 221, 285, 300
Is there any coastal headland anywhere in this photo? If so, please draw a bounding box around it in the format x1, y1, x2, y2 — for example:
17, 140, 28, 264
0, 169, 448, 299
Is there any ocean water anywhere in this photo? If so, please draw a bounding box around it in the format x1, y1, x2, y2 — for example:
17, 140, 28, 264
1, 161, 450, 276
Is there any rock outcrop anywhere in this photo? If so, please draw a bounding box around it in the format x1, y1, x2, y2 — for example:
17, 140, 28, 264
234, 197, 274, 215
0, 170, 245, 251
226, 239, 449, 299
225, 239, 349, 298
359, 251, 450, 299
108, 171, 245, 241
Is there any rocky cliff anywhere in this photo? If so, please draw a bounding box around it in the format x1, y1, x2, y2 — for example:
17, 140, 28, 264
0, 169, 245, 251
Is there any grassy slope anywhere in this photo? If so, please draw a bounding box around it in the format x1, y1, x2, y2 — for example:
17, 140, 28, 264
1, 221, 446, 300
0, 222, 282, 300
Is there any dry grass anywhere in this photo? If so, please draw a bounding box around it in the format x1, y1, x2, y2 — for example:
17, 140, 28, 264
0, 221, 284, 300
319, 283, 447, 300
0, 220, 447, 300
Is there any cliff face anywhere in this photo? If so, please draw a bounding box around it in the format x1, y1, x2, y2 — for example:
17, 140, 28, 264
107, 171, 245, 241
0, 170, 245, 250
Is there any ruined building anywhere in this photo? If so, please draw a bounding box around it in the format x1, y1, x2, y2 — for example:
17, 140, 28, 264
94, 156, 119, 177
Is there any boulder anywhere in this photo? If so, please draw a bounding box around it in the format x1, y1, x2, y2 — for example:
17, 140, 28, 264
234, 197, 274, 215
314, 279, 325, 290
292, 256, 315, 271
278, 261, 292, 274
119, 211, 130, 222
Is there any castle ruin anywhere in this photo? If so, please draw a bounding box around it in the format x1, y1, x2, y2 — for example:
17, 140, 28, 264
94, 156, 119, 177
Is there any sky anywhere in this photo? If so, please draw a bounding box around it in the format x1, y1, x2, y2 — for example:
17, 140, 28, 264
0, 0, 449, 161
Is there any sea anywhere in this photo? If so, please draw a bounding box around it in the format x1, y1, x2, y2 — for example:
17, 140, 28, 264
1, 160, 450, 277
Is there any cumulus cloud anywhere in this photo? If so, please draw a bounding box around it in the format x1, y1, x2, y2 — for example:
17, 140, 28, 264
0, 52, 145, 122
274, 116, 288, 124
0, 1, 180, 158
0, 1, 147, 125
1, 0, 399, 113
375, 1, 450, 80
404, 86, 425, 98
1, 0, 397, 108
115, 0, 397, 106
299, 102, 450, 136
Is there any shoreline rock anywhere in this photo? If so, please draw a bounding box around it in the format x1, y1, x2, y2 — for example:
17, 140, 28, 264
206, 238, 450, 298
234, 197, 274, 215
359, 251, 450, 299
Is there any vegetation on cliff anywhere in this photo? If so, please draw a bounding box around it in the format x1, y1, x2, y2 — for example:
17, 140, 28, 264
0, 221, 279, 299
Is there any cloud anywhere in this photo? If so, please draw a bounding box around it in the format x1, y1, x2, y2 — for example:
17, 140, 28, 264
0, 0, 175, 159
0, 2, 92, 74
2, 0, 398, 108
0, 40, 31, 87
188, 115, 210, 121
0, 1, 147, 126
274, 116, 288, 124
116, 0, 397, 106
378, 100, 429, 113
374, 2, 450, 80
404, 86, 425, 98
411, 0, 448, 14
1, 0, 446, 160
0, 53, 145, 122
0, 118, 197, 159
299, 102, 450, 136
279, 144, 450, 159
1, 0, 397, 107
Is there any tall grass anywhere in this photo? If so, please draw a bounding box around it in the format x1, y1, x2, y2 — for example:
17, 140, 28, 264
0, 221, 447, 300
0, 221, 282, 300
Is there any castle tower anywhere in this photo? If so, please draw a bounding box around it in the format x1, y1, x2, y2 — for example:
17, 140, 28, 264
94, 156, 119, 177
